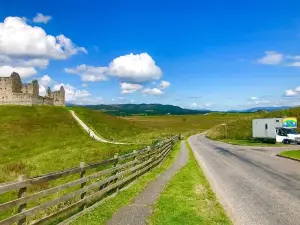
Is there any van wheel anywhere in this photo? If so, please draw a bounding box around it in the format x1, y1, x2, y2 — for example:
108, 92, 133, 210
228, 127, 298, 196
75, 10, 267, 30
283, 139, 291, 144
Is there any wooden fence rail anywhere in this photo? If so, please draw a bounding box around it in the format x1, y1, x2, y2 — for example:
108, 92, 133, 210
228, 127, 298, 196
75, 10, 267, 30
0, 135, 180, 225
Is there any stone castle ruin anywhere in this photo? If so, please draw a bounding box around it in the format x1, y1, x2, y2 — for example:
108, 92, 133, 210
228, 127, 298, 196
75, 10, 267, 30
0, 72, 65, 106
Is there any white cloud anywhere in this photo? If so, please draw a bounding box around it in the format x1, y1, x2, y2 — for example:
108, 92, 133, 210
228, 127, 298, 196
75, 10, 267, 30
65, 53, 162, 83
120, 82, 143, 94
38, 74, 52, 95
0, 65, 37, 78
53, 83, 91, 102
287, 62, 300, 67
33, 13, 52, 24
69, 97, 104, 105
0, 16, 86, 60
285, 89, 298, 97
284, 86, 300, 97
82, 83, 88, 87
0, 56, 49, 68
142, 88, 163, 95
65, 64, 108, 82
250, 96, 258, 100
257, 51, 283, 65
190, 102, 212, 109
158, 80, 170, 89
108, 53, 162, 82
0, 16, 86, 78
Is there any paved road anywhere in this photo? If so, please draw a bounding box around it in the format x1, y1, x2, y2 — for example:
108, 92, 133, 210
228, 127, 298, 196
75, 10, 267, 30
107, 141, 189, 225
189, 134, 300, 225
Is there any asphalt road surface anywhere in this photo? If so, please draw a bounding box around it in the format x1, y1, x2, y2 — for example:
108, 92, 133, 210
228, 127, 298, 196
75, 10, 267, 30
189, 134, 300, 225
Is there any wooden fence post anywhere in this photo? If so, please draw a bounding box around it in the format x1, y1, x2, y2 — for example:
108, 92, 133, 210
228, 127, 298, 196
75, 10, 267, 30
113, 153, 119, 192
147, 146, 151, 160
80, 162, 86, 209
17, 175, 27, 225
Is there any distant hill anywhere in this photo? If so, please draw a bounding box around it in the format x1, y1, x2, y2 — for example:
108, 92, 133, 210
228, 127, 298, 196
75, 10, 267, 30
227, 106, 293, 113
79, 104, 211, 116
242, 106, 292, 112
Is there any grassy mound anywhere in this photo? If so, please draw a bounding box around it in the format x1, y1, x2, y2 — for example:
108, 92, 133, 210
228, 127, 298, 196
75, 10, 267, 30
0, 106, 138, 182
207, 107, 300, 141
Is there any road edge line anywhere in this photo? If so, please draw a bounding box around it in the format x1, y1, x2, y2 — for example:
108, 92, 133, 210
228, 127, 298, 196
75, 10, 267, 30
187, 135, 238, 225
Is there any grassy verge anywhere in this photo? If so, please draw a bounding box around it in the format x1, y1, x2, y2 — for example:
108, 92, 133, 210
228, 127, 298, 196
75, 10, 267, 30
279, 150, 300, 160
215, 139, 285, 147
149, 141, 231, 225
71, 143, 181, 225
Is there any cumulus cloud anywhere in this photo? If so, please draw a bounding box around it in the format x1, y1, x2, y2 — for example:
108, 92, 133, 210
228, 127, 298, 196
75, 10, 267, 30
53, 83, 91, 102
65, 64, 108, 82
142, 88, 163, 95
0, 17, 86, 59
66, 53, 162, 83
0, 65, 37, 78
120, 82, 143, 94
158, 80, 170, 89
257, 51, 283, 65
108, 53, 162, 82
0, 16, 86, 77
285, 89, 298, 97
82, 83, 88, 87
38, 75, 52, 95
250, 96, 258, 100
33, 13, 52, 24
284, 86, 300, 97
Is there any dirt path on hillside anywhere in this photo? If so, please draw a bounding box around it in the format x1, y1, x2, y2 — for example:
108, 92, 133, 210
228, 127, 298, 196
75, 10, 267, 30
69, 110, 128, 145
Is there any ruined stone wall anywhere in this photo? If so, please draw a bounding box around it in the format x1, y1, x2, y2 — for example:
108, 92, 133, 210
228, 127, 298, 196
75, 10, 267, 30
11, 73, 22, 93
0, 72, 65, 106
43, 96, 54, 106
32, 95, 44, 105
0, 77, 13, 101
9, 93, 33, 105
22, 83, 34, 95
51, 91, 65, 106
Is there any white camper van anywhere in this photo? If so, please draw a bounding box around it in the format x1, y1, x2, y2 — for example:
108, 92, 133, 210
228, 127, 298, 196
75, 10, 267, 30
252, 117, 300, 144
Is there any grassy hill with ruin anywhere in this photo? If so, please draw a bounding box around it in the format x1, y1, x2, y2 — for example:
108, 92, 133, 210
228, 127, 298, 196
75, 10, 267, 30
0, 106, 140, 183
206, 107, 300, 142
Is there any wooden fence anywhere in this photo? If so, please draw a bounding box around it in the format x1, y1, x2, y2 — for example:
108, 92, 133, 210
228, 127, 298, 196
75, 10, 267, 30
0, 135, 180, 225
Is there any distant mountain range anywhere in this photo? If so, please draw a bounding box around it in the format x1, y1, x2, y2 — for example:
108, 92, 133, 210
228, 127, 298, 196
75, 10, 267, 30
69, 103, 296, 116
229, 106, 292, 113
78, 104, 211, 116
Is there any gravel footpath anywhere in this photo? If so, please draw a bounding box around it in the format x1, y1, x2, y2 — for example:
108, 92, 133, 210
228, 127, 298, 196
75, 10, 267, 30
69, 110, 127, 144
107, 141, 189, 225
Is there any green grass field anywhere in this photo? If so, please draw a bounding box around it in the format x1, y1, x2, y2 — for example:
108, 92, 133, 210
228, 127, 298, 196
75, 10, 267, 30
149, 141, 231, 225
207, 107, 300, 144
0, 106, 247, 183
0, 106, 139, 183
279, 150, 300, 160
123, 113, 250, 142
71, 143, 181, 225
0, 106, 243, 223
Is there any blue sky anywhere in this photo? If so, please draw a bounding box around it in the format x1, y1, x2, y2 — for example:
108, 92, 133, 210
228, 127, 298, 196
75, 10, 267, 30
1, 0, 300, 110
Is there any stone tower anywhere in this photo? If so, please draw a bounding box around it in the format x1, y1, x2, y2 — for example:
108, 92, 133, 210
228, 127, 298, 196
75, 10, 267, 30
50, 86, 65, 106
